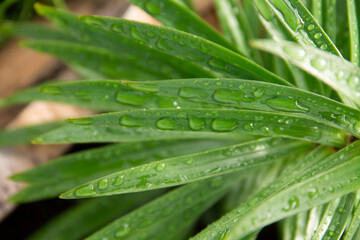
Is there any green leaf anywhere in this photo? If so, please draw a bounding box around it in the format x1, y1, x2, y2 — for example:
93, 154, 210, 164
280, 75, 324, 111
10, 139, 232, 202
79, 15, 289, 85
22, 40, 164, 80
311, 193, 355, 240
258, 0, 342, 56
343, 193, 360, 240
0, 80, 217, 112
127, 0, 235, 51
347, 0, 360, 66
63, 108, 347, 146
2, 22, 77, 41
60, 138, 314, 199
34, 4, 214, 80
4, 78, 360, 137
251, 40, 360, 106
0, 122, 65, 146
323, 0, 337, 43
86, 173, 248, 240
29, 191, 161, 240
214, 0, 250, 57
192, 140, 360, 239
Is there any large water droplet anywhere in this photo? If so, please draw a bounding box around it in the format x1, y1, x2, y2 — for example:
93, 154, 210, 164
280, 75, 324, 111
311, 57, 327, 71
348, 75, 360, 88
353, 122, 360, 133
116, 91, 149, 106
283, 46, 306, 61
211, 119, 238, 132
119, 115, 143, 127
155, 163, 166, 171
307, 24, 315, 31
282, 196, 299, 212
156, 118, 178, 130
75, 184, 96, 197
155, 39, 173, 51
130, 26, 147, 43
98, 178, 109, 190
112, 176, 124, 186
178, 87, 208, 99
253, 88, 265, 99
188, 117, 206, 131
39, 86, 62, 95
266, 97, 310, 112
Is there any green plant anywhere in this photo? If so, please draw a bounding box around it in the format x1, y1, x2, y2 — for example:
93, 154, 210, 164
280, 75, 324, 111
1, 0, 360, 239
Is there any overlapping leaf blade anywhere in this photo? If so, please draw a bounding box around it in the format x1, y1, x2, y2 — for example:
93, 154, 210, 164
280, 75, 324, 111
29, 191, 161, 240
2, 78, 360, 138
192, 141, 360, 239
79, 15, 289, 85
251, 40, 360, 106
10, 139, 233, 202
86, 173, 250, 240
60, 138, 314, 199
127, 0, 234, 50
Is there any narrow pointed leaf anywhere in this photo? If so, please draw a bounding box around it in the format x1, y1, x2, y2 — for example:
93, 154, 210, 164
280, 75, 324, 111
214, 0, 250, 57
9, 139, 232, 202
64, 108, 347, 146
347, 0, 360, 66
34, 4, 214, 79
311, 193, 355, 240
251, 40, 360, 106
86, 173, 251, 240
0, 122, 65, 146
192, 141, 360, 239
60, 138, 314, 199
79, 15, 289, 85
22, 40, 164, 80
3, 78, 360, 138
29, 191, 161, 240
127, 0, 235, 51
259, 0, 342, 56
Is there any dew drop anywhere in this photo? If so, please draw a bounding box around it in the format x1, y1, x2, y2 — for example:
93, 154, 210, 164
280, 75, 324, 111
188, 117, 206, 131
156, 118, 178, 130
97, 178, 109, 190
311, 57, 327, 71
39, 86, 63, 95
314, 32, 322, 39
178, 87, 208, 99
353, 122, 360, 133
282, 196, 299, 212
113, 176, 124, 186
155, 163, 166, 171
244, 123, 254, 131
266, 97, 309, 112
115, 224, 131, 238
283, 47, 306, 61
75, 184, 96, 197
211, 119, 237, 132
348, 75, 360, 88
116, 91, 149, 106
130, 26, 147, 43
253, 88, 265, 98
307, 24, 315, 31
213, 89, 254, 104
320, 43, 328, 50
119, 115, 143, 127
